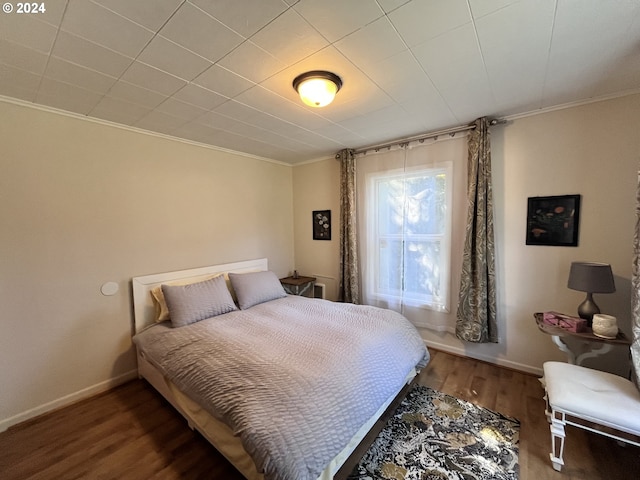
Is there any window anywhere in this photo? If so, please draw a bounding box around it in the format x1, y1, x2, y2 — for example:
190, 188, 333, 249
366, 163, 452, 312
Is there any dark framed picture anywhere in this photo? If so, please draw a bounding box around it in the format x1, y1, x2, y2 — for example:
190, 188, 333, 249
526, 194, 581, 246
312, 210, 331, 240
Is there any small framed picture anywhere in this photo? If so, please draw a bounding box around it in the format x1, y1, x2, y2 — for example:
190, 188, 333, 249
312, 210, 331, 240
526, 194, 581, 246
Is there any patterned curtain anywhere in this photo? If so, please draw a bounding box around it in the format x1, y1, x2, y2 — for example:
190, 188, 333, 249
337, 149, 359, 303
631, 170, 640, 388
456, 117, 498, 343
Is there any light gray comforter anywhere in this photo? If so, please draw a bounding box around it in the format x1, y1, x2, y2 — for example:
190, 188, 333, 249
133, 295, 429, 480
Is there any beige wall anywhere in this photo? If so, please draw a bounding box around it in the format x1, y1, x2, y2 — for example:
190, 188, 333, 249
0, 100, 294, 430
292, 158, 341, 300
293, 94, 640, 375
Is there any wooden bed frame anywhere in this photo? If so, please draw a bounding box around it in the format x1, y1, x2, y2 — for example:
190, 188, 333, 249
131, 258, 415, 480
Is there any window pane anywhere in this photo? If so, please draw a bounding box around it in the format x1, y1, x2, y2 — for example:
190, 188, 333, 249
377, 238, 403, 293
377, 173, 446, 236
404, 173, 446, 235
403, 240, 441, 300
377, 180, 404, 235
377, 238, 442, 300
370, 165, 450, 311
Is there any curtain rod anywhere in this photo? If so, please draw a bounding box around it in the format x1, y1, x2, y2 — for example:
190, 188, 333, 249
340, 118, 505, 157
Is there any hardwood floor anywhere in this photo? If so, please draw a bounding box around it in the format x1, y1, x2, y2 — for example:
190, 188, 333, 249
1, 349, 638, 479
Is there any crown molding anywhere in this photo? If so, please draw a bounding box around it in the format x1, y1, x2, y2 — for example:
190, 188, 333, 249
0, 95, 291, 167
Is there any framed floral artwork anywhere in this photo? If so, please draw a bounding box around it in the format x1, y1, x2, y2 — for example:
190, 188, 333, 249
526, 194, 581, 246
312, 210, 331, 240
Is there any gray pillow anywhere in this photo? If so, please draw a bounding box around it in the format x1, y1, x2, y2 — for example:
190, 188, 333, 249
229, 270, 287, 310
162, 275, 237, 327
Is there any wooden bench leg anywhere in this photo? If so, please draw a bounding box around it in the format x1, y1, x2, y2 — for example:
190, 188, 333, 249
549, 409, 566, 471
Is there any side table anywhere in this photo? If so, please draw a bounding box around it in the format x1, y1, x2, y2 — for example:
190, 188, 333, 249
280, 275, 316, 297
534, 312, 631, 366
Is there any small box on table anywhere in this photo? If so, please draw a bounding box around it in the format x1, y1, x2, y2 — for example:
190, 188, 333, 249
542, 311, 587, 333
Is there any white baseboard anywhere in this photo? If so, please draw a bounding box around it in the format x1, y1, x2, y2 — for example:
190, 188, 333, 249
424, 340, 543, 376
0, 369, 138, 433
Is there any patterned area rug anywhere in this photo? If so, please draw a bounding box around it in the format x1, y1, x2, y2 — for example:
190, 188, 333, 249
348, 385, 520, 480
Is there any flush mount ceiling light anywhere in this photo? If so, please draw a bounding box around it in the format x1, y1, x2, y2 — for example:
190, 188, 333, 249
292, 71, 342, 107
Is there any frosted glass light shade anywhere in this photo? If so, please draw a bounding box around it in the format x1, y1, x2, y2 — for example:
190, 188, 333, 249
293, 71, 342, 108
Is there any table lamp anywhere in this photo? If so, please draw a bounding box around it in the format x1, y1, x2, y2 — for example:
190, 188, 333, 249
567, 262, 615, 326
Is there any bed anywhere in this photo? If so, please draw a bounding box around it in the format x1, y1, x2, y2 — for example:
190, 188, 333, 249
131, 258, 429, 480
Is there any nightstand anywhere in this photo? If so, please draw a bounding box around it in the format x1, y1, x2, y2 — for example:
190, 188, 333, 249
280, 275, 316, 297
534, 312, 631, 365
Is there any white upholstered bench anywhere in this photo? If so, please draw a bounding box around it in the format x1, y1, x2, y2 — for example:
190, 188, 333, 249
542, 361, 640, 471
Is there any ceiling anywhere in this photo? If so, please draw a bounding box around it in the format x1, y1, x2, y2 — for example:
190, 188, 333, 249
1, 0, 639, 165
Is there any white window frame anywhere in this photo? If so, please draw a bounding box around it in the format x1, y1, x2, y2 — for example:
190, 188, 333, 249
365, 161, 453, 312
